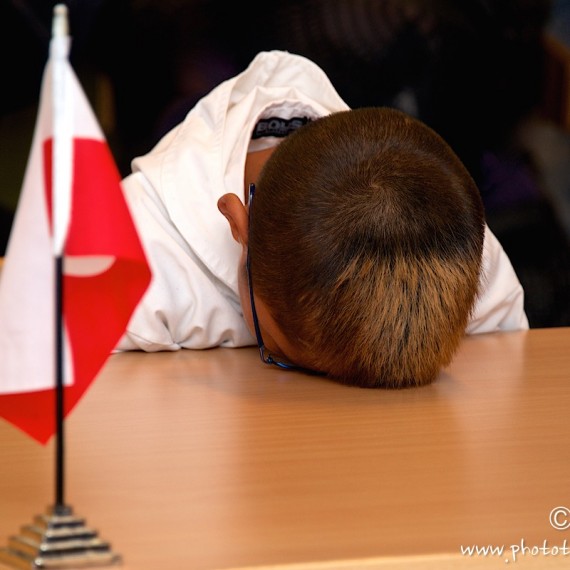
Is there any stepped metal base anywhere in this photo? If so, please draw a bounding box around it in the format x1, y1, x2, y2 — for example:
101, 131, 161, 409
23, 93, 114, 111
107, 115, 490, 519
0, 506, 122, 569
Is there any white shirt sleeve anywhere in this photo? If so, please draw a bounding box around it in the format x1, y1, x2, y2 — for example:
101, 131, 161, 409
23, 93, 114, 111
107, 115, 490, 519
467, 225, 529, 334
116, 171, 254, 352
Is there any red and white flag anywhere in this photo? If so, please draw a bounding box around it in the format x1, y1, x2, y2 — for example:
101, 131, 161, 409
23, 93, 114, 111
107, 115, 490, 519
0, 7, 151, 444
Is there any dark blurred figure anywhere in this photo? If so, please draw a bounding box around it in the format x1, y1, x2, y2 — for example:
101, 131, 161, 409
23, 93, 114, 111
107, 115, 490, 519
226, 1, 549, 191
85, 0, 241, 175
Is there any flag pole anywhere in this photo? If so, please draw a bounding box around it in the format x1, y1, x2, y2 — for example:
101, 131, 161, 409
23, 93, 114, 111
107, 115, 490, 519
55, 254, 66, 512
0, 4, 122, 566
51, 3, 70, 516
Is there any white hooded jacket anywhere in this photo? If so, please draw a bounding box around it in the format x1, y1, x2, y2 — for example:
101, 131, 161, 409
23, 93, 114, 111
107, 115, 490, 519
118, 50, 528, 352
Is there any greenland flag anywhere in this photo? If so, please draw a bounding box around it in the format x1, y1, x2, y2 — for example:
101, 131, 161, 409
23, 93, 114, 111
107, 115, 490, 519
0, 12, 151, 444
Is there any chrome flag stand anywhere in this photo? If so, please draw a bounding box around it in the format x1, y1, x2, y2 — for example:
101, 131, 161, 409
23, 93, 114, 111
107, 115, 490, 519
0, 506, 121, 569
0, 5, 121, 568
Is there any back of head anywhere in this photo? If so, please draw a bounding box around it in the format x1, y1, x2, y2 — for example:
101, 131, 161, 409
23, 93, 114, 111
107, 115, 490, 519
250, 107, 485, 388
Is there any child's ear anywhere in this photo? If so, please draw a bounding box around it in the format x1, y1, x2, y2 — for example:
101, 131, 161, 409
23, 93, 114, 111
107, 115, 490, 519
217, 193, 249, 246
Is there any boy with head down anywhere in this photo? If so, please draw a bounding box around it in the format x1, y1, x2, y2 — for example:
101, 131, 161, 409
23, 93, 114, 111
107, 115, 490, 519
118, 51, 528, 387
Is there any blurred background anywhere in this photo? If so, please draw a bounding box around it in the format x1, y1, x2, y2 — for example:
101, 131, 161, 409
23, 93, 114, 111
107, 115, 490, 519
1, 0, 570, 327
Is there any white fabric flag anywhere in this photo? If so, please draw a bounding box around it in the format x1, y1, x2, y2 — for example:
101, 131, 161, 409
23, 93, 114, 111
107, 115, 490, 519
0, 5, 151, 443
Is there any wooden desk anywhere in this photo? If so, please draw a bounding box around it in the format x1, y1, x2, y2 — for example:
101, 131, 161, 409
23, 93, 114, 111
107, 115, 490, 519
1, 328, 570, 569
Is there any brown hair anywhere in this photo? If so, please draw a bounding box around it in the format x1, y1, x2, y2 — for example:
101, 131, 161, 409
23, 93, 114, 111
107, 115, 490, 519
249, 107, 485, 387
